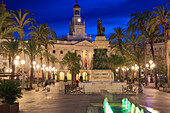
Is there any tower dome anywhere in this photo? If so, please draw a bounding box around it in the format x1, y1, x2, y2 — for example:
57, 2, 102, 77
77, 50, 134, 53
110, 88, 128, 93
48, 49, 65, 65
73, 0, 80, 8
73, 4, 80, 8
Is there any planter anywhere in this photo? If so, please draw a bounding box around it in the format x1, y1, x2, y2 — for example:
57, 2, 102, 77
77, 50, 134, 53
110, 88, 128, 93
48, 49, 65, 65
0, 103, 19, 113
159, 87, 163, 91
163, 88, 167, 92
47, 87, 50, 92
35, 88, 39, 92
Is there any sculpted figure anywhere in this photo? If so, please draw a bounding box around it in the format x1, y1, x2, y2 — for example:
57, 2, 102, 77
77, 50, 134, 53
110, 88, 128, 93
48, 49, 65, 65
97, 17, 105, 36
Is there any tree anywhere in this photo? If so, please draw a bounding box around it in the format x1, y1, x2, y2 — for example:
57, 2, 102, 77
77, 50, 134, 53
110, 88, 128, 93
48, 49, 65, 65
151, 4, 170, 87
61, 52, 81, 85
50, 55, 58, 80
127, 10, 151, 86
0, 7, 17, 38
28, 23, 48, 85
41, 23, 57, 80
126, 49, 144, 82
11, 9, 35, 88
108, 54, 126, 81
24, 38, 41, 89
126, 29, 140, 51
0, 8, 17, 69
0, 38, 21, 79
109, 26, 126, 55
144, 23, 163, 87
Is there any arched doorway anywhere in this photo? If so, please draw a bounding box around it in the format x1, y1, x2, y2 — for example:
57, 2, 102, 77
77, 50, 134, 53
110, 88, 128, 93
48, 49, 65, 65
76, 74, 79, 80
59, 72, 64, 81
67, 72, 72, 81
82, 72, 87, 81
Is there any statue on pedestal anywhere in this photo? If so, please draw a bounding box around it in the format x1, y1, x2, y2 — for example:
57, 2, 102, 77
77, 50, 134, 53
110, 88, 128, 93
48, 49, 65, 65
97, 18, 105, 36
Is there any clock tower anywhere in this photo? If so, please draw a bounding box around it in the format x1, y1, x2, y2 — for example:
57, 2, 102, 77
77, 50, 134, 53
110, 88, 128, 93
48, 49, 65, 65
66, 1, 91, 41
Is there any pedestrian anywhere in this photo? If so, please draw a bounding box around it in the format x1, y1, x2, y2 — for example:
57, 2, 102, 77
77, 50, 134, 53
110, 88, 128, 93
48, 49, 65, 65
49, 80, 51, 85
43, 80, 48, 91
52, 80, 55, 86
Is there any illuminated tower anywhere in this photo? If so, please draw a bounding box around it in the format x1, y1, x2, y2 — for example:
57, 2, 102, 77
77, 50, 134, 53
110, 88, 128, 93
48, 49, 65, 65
66, 0, 91, 41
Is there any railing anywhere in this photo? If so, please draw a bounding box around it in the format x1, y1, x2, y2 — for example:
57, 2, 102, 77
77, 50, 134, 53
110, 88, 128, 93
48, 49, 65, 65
65, 84, 85, 94
122, 84, 143, 94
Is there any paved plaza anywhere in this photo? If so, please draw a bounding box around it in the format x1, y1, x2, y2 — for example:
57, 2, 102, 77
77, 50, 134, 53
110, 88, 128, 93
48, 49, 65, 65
18, 83, 103, 113
18, 83, 170, 113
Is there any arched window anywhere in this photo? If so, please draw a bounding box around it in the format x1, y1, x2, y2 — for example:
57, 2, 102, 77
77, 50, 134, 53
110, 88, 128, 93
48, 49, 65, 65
75, 10, 79, 15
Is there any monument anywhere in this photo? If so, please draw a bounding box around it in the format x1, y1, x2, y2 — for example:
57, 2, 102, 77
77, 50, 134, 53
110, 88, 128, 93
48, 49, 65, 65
80, 18, 126, 94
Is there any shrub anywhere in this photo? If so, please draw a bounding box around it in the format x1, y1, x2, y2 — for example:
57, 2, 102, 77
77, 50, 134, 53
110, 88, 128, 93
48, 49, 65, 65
80, 76, 83, 82
0, 80, 22, 104
64, 76, 67, 82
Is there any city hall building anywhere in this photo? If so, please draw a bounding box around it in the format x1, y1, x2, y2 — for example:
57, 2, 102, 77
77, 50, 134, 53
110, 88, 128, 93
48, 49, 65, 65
0, 1, 170, 81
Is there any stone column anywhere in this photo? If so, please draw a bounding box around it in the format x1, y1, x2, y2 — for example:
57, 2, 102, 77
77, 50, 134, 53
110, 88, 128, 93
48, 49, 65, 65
87, 50, 89, 70
80, 50, 84, 69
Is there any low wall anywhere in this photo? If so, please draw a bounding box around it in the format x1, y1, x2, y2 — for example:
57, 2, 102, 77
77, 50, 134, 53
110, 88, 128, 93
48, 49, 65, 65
80, 82, 126, 94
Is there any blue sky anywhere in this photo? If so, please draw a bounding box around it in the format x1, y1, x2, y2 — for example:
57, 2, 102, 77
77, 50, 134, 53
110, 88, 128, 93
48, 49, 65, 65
4, 0, 169, 41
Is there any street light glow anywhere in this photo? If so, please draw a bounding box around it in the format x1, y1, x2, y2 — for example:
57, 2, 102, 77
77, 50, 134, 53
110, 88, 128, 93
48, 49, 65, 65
146, 64, 149, 68
6, 69, 9, 72
21, 60, 25, 64
16, 56, 20, 60
132, 66, 134, 70
36, 64, 40, 69
149, 60, 153, 64
14, 60, 19, 65
33, 61, 36, 65
151, 64, 155, 68
43, 64, 45, 67
46, 67, 49, 71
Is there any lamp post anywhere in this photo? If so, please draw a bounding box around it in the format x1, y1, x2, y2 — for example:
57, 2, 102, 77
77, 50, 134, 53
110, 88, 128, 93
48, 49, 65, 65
146, 60, 155, 83
131, 64, 139, 83
14, 56, 25, 82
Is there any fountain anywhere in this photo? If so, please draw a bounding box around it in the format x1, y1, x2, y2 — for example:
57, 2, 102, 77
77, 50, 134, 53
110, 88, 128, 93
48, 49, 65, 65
103, 98, 114, 113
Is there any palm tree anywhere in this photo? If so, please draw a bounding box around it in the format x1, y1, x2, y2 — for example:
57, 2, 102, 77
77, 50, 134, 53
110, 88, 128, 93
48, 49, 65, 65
41, 23, 57, 80
127, 10, 151, 86
0, 38, 21, 79
50, 55, 58, 80
0, 9, 16, 38
126, 29, 140, 51
144, 23, 163, 87
152, 4, 170, 87
24, 38, 41, 89
109, 26, 126, 55
11, 9, 35, 88
108, 54, 126, 81
61, 52, 81, 85
0, 8, 18, 69
28, 23, 48, 86
126, 49, 144, 82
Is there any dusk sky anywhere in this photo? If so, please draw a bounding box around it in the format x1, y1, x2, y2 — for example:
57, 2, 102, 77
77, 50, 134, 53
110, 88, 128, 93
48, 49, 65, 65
4, 0, 169, 41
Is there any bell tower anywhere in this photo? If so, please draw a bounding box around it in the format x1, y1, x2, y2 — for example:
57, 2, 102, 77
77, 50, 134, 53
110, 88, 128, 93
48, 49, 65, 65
66, 0, 91, 41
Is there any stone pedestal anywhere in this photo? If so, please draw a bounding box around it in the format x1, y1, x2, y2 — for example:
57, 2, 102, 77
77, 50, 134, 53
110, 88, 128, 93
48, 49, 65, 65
80, 70, 126, 94
91, 70, 112, 82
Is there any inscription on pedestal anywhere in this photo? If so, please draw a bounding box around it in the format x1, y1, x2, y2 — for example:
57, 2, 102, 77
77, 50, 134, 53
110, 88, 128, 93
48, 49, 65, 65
91, 70, 112, 81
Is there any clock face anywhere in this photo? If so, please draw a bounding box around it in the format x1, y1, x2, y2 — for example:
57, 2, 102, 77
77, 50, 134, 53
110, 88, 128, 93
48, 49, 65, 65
77, 18, 81, 22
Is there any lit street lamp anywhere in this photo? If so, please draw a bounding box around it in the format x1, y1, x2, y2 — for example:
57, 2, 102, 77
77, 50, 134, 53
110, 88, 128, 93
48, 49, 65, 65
146, 60, 155, 83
